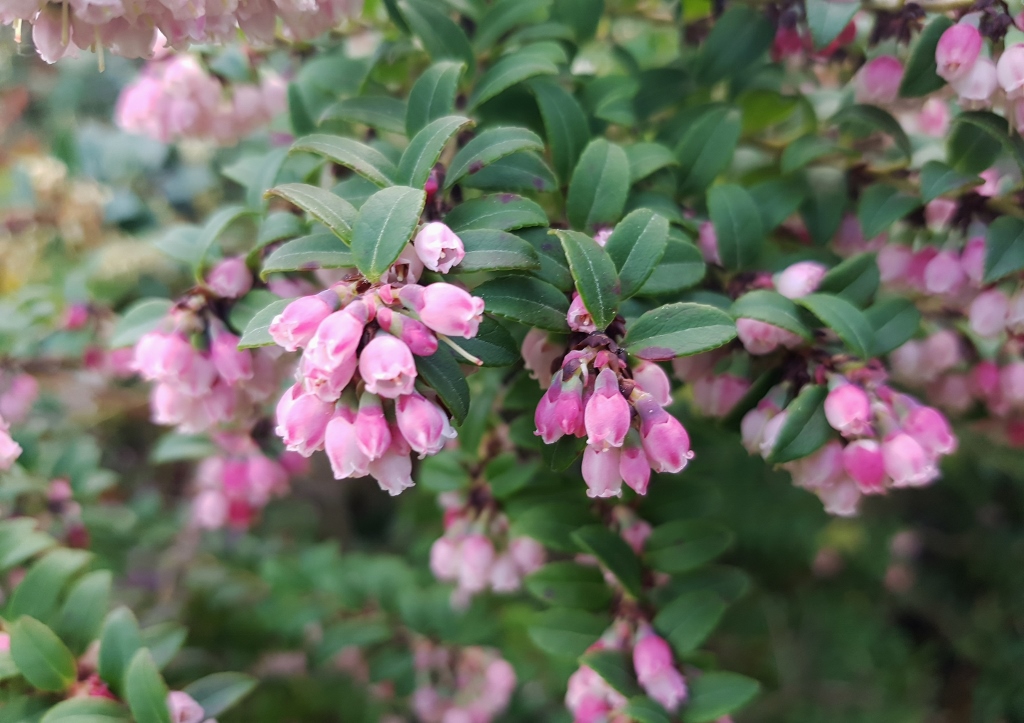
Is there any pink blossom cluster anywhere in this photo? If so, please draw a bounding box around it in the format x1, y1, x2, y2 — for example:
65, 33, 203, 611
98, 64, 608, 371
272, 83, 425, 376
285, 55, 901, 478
270, 223, 482, 496
116, 53, 287, 146
411, 643, 516, 723
742, 376, 957, 516
877, 236, 988, 302
736, 261, 826, 356
4, 0, 362, 64
567, 622, 687, 721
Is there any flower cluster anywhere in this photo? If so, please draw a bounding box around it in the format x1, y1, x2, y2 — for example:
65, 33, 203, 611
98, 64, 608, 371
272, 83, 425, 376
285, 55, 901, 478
270, 223, 482, 496
117, 53, 287, 146
410, 642, 516, 723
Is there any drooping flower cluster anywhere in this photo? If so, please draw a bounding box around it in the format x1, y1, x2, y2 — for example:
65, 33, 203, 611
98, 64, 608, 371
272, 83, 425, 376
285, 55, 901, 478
410, 642, 516, 723
270, 224, 482, 496
429, 490, 545, 607
117, 53, 287, 146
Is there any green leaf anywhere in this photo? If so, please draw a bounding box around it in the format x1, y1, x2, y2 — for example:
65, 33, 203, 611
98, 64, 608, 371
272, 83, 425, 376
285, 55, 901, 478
624, 303, 736, 360
397, 115, 474, 189
731, 290, 812, 340
780, 135, 849, 174
525, 562, 613, 611
287, 82, 316, 137
984, 216, 1024, 283
519, 226, 574, 290
398, 0, 476, 73
455, 316, 520, 366
415, 348, 471, 425
245, 147, 289, 210
510, 502, 597, 552
318, 96, 407, 135
676, 106, 742, 197
124, 650, 172, 723
948, 116, 1003, 174
899, 16, 954, 98
150, 434, 217, 464
799, 167, 848, 245
40, 698, 131, 723
579, 650, 641, 698
291, 135, 397, 187
737, 89, 800, 136
227, 289, 278, 336
955, 111, 1024, 171
605, 209, 670, 299
653, 591, 727, 656
867, 298, 921, 356
141, 623, 187, 671
566, 139, 631, 230
238, 298, 294, 348
266, 184, 358, 242
7, 548, 92, 624
254, 211, 306, 252
552, 0, 603, 41
9, 616, 77, 692
707, 184, 764, 269
556, 230, 620, 329
455, 229, 540, 272
832, 104, 912, 160
682, 672, 761, 723
623, 697, 671, 723
919, 160, 981, 202
406, 61, 466, 137
474, 0, 551, 50
645, 521, 734, 575
625, 143, 678, 183
528, 77, 590, 183
818, 253, 880, 307
695, 6, 773, 83
767, 384, 830, 464
527, 608, 608, 659
748, 176, 808, 231
638, 235, 705, 297
445, 193, 548, 232
857, 184, 920, 240
462, 152, 558, 193
0, 520, 56, 572
445, 127, 545, 188
261, 232, 354, 278
797, 293, 876, 358
805, 0, 857, 49
350, 186, 426, 281
110, 299, 171, 349
470, 52, 559, 109
0, 650, 19, 682
195, 205, 256, 276
572, 525, 643, 598
98, 607, 143, 696
183, 673, 258, 718
475, 277, 569, 331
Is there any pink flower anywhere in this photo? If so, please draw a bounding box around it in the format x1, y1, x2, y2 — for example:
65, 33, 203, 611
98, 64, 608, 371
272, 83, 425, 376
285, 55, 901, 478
358, 335, 417, 398
307, 301, 370, 368
192, 489, 228, 530
969, 289, 1009, 338
509, 537, 546, 574
521, 328, 564, 388
951, 56, 998, 107
632, 361, 672, 406
535, 373, 585, 443
698, 221, 720, 265
634, 393, 693, 474
490, 554, 521, 592
903, 406, 957, 456
855, 55, 903, 105
413, 222, 465, 273
167, 691, 205, 723
924, 200, 957, 232
817, 477, 862, 517
593, 228, 612, 247
997, 44, 1024, 99
206, 257, 252, 298
269, 294, 336, 351
882, 432, 939, 487
430, 536, 460, 581
0, 374, 38, 424
877, 244, 913, 285
355, 393, 392, 461
758, 410, 789, 459
736, 318, 802, 355
741, 403, 779, 454
633, 629, 687, 713
1008, 290, 1024, 334
367, 432, 415, 495
923, 250, 966, 296
787, 441, 844, 490
584, 368, 630, 449
300, 345, 358, 402
567, 292, 597, 333
619, 436, 651, 495
400, 283, 484, 338
376, 307, 438, 356
458, 534, 495, 593
210, 329, 253, 385
774, 261, 827, 299
275, 384, 334, 457
582, 445, 623, 498
842, 439, 887, 493
691, 374, 750, 418
325, 410, 371, 479
396, 392, 457, 457
0, 426, 22, 471
935, 24, 983, 82
824, 383, 873, 437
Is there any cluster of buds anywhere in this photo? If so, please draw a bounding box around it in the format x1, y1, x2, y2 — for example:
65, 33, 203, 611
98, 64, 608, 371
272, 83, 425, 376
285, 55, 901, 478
878, 236, 987, 302
116, 53, 287, 146
429, 490, 545, 606
743, 376, 957, 516
567, 622, 687, 721
411, 642, 516, 723
167, 690, 217, 723
4, 0, 362, 63
190, 434, 307, 530
270, 222, 483, 496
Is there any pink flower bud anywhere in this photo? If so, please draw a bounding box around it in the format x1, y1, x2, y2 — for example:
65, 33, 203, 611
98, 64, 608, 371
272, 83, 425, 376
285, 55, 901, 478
275, 384, 333, 457
192, 489, 228, 530
567, 292, 597, 333
584, 368, 630, 449
521, 328, 564, 388
969, 289, 1009, 338
882, 432, 939, 487
620, 435, 651, 495
997, 44, 1024, 99
367, 431, 415, 495
916, 97, 951, 137
951, 56, 998, 107
358, 335, 417, 398
633, 629, 687, 713
325, 410, 370, 479
691, 374, 750, 418
376, 307, 438, 356
824, 383, 873, 437
736, 318, 802, 355
817, 477, 862, 517
635, 393, 693, 474
430, 536, 459, 581
877, 244, 913, 285
535, 373, 585, 443
582, 445, 623, 498
632, 361, 672, 406
935, 23, 983, 82
593, 228, 612, 247
269, 294, 336, 351
413, 222, 465, 273
210, 329, 253, 385
355, 393, 391, 461
740, 403, 778, 454
698, 221, 720, 265
206, 257, 252, 299
758, 410, 788, 459
457, 534, 495, 593
842, 439, 886, 493
903, 406, 957, 456
855, 55, 903, 105
400, 283, 484, 338
0, 426, 22, 471
929, 373, 973, 414
788, 441, 845, 490
0, 374, 38, 425
300, 345, 358, 402
490, 554, 521, 592
972, 360, 1001, 401
924, 200, 957, 232
923, 250, 966, 296
774, 261, 827, 299
307, 302, 370, 368
397, 392, 457, 457
167, 691, 205, 723
63, 303, 89, 330
509, 537, 546, 574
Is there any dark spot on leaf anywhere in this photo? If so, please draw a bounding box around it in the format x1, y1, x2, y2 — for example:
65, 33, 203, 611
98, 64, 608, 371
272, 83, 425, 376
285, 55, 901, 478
636, 346, 675, 361
532, 177, 545, 190
500, 194, 516, 203
468, 160, 484, 174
